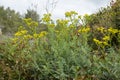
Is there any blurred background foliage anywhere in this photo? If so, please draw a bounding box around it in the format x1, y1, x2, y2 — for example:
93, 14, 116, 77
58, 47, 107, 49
0, 6, 47, 36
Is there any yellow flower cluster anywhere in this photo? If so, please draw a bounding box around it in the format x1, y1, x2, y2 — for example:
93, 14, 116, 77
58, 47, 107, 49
102, 41, 109, 46
24, 18, 32, 24
97, 27, 120, 34
102, 36, 110, 41
78, 27, 90, 33
49, 24, 55, 28
93, 35, 110, 47
93, 38, 102, 45
97, 27, 105, 33
93, 38, 109, 46
56, 19, 69, 25
24, 34, 33, 39
11, 38, 18, 43
108, 27, 119, 34
12, 31, 47, 43
84, 14, 89, 17
33, 31, 47, 38
42, 13, 51, 22
94, 27, 120, 47
24, 18, 38, 27
15, 30, 28, 36
28, 21, 38, 27
33, 33, 38, 38
39, 31, 47, 38
65, 11, 78, 17
12, 18, 48, 43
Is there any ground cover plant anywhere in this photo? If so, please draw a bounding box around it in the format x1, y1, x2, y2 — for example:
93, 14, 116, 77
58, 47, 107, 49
0, 10, 120, 80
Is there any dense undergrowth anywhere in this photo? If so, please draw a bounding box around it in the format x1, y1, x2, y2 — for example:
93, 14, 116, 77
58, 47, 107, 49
0, 10, 120, 80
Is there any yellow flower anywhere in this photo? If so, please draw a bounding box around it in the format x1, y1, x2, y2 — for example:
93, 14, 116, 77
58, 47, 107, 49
15, 32, 21, 36
33, 31, 47, 38
41, 31, 47, 35
33, 33, 39, 38
93, 38, 109, 47
86, 27, 90, 32
102, 36, 110, 41
97, 27, 104, 33
78, 29, 82, 33
15, 30, 27, 36
65, 12, 72, 17
71, 11, 78, 15
97, 41, 102, 45
27, 23, 31, 26
24, 34, 33, 39
49, 24, 55, 28
42, 13, 51, 22
39, 33, 44, 38
65, 11, 78, 17
108, 27, 118, 34
24, 18, 32, 22
69, 24, 75, 28
56, 19, 69, 25
81, 28, 86, 32
39, 31, 47, 38
29, 21, 38, 27
11, 38, 18, 43
20, 30, 28, 34
78, 27, 90, 33
102, 41, 109, 46
93, 38, 99, 43
24, 18, 32, 25
93, 38, 102, 45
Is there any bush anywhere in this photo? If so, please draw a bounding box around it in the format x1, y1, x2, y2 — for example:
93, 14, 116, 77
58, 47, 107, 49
0, 11, 120, 80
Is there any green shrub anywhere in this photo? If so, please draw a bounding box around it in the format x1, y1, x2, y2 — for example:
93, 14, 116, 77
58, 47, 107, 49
0, 11, 120, 80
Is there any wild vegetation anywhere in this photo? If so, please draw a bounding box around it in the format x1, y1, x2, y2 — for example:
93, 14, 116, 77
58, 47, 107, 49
0, 0, 120, 80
